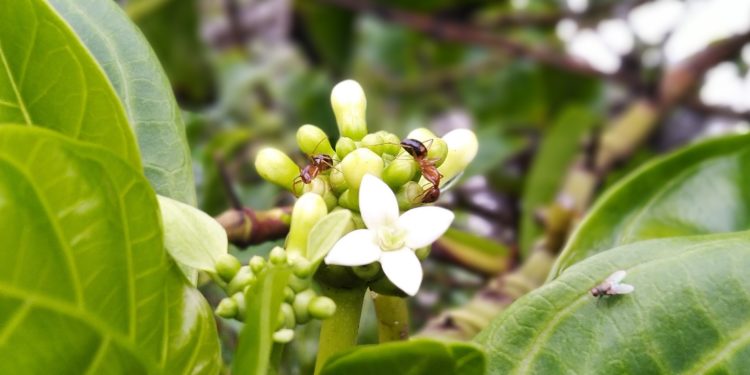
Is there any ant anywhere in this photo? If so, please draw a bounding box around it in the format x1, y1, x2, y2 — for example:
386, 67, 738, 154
293, 138, 336, 195
400, 138, 442, 203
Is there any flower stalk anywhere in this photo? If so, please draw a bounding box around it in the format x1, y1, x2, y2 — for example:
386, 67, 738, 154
314, 285, 367, 374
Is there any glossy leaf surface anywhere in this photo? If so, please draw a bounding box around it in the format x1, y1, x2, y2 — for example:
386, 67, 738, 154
551, 134, 750, 278
0, 127, 220, 373
476, 232, 750, 374
0, 0, 140, 168
321, 339, 486, 375
49, 0, 198, 205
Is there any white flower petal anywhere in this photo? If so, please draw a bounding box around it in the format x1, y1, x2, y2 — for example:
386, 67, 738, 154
359, 174, 399, 230
398, 206, 454, 249
324, 229, 381, 266
380, 248, 423, 296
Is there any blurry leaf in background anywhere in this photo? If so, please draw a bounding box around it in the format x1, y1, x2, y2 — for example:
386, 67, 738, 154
519, 106, 599, 255
0, 0, 140, 168
295, 1, 355, 76
321, 339, 486, 375
127, 0, 217, 107
0, 127, 220, 373
51, 0, 198, 205
552, 134, 750, 278
476, 232, 750, 374
198, 128, 254, 215
435, 228, 511, 275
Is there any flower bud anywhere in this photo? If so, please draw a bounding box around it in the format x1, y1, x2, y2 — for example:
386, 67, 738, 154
273, 328, 295, 343
292, 289, 317, 324
289, 275, 311, 293
297, 124, 335, 156
281, 302, 296, 328
284, 286, 296, 303
290, 254, 315, 278
352, 262, 382, 281
269, 246, 287, 265
361, 133, 385, 155
254, 147, 299, 192
228, 266, 255, 295
286, 193, 328, 257
331, 80, 368, 140
308, 296, 337, 320
231, 292, 247, 320
395, 182, 424, 211
378, 131, 402, 156
249, 255, 266, 274
382, 158, 418, 189
329, 166, 348, 194
336, 137, 357, 159
337, 189, 359, 211
426, 138, 449, 167
341, 148, 383, 190
406, 127, 438, 143
215, 297, 238, 319
436, 129, 478, 184
215, 253, 241, 283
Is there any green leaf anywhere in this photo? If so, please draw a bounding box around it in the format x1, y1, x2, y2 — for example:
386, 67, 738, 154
48, 0, 198, 205
233, 266, 292, 375
306, 210, 354, 269
320, 339, 486, 375
157, 195, 228, 283
519, 106, 599, 255
476, 232, 750, 374
0, 0, 140, 168
436, 228, 511, 275
551, 134, 750, 279
0, 126, 219, 373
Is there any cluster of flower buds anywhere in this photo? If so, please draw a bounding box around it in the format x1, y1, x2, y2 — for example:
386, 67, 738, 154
212, 246, 336, 343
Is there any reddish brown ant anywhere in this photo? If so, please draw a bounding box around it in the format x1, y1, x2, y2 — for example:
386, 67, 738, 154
400, 138, 442, 203
293, 153, 334, 194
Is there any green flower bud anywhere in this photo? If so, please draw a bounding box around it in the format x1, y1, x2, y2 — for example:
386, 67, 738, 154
273, 328, 295, 343
361, 133, 385, 155
329, 166, 348, 195
436, 129, 479, 184
292, 289, 317, 324
378, 131, 402, 156
335, 137, 357, 159
228, 266, 255, 295
255, 147, 299, 192
396, 182, 424, 211
426, 138, 449, 167
296, 124, 335, 156
337, 189, 359, 211
415, 246, 431, 260
406, 127, 437, 142
288, 253, 315, 278
269, 246, 287, 265
215, 253, 242, 283
289, 275, 311, 293
308, 296, 337, 320
275, 308, 286, 330
281, 302, 296, 328
340, 148, 383, 190
301, 175, 330, 196
369, 274, 409, 298
215, 297, 238, 319
249, 255, 266, 274
331, 80, 368, 140
284, 286, 296, 303
231, 292, 247, 320
286, 193, 328, 257
382, 158, 418, 189
352, 262, 382, 281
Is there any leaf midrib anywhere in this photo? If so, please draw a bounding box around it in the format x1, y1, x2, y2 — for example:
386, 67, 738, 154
0, 43, 33, 124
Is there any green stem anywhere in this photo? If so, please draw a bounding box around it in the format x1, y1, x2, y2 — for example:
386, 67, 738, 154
268, 343, 285, 375
314, 285, 366, 374
372, 292, 410, 342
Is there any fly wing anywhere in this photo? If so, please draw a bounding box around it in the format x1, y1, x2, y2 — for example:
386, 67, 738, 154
606, 270, 627, 284
609, 283, 634, 295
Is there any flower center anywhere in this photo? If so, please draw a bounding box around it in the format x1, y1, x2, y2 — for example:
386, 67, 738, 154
376, 225, 406, 251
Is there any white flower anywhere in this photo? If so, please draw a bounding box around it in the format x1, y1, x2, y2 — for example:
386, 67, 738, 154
324, 174, 454, 296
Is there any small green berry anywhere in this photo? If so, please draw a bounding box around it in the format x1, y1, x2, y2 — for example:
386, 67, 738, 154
227, 266, 255, 295
361, 133, 385, 155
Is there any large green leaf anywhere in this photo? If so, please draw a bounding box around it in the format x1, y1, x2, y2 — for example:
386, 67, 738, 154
519, 106, 599, 255
0, 126, 220, 373
476, 232, 750, 374
551, 134, 750, 278
0, 0, 140, 168
320, 339, 486, 375
48, 0, 198, 205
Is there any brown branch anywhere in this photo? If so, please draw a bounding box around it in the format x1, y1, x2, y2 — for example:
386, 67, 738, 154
215, 206, 292, 248
688, 98, 750, 120
316, 0, 631, 82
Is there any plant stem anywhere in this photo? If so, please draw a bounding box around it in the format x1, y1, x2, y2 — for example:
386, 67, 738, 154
314, 285, 366, 374
372, 292, 410, 342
